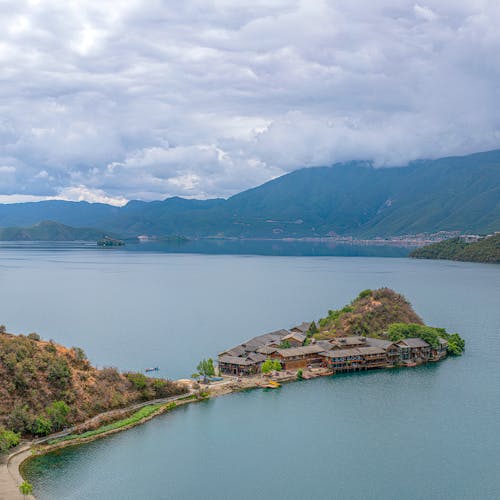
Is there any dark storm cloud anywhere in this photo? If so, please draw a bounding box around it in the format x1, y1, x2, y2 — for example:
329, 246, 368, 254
0, 0, 499, 204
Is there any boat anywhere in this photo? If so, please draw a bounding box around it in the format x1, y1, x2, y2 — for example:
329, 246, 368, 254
144, 367, 159, 373
265, 380, 281, 388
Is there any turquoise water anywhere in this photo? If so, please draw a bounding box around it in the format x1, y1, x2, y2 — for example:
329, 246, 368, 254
1, 246, 498, 499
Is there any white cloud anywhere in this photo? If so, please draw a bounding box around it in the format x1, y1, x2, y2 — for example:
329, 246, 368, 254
0, 0, 499, 202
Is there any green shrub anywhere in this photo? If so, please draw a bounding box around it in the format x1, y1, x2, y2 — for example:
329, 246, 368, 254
0, 427, 20, 452
44, 342, 57, 354
32, 416, 53, 436
357, 289, 373, 299
47, 358, 71, 389
27, 332, 40, 341
7, 403, 33, 434
72, 346, 87, 362
126, 372, 148, 390
261, 359, 273, 374
46, 401, 70, 431
446, 333, 465, 355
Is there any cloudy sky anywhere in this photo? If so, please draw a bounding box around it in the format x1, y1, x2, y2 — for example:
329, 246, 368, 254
0, 0, 499, 204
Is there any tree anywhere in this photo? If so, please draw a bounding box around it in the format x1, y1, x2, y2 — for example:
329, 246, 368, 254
32, 416, 52, 436
261, 359, 282, 374
296, 369, 303, 380
196, 358, 215, 379
126, 372, 148, 390
0, 324, 6, 334
7, 403, 33, 434
72, 346, 87, 362
279, 340, 291, 349
307, 321, 318, 336
261, 359, 274, 374
46, 401, 70, 431
27, 332, 40, 341
19, 481, 33, 497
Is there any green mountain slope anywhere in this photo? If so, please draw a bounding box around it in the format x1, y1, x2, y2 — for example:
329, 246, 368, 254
410, 234, 500, 263
0, 149, 499, 238
0, 221, 111, 241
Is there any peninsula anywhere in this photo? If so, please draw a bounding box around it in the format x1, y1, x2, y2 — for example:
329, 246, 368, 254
218, 288, 464, 376
410, 233, 500, 264
1, 289, 464, 498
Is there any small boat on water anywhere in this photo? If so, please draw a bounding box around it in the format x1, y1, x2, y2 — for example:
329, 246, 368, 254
144, 367, 159, 373
265, 380, 281, 389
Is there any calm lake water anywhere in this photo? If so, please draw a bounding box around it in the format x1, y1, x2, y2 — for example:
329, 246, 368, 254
1, 244, 498, 499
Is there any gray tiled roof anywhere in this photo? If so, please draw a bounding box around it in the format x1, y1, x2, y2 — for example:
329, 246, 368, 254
357, 346, 387, 355
290, 322, 312, 333
364, 338, 395, 349
397, 338, 430, 348
276, 345, 324, 358
218, 355, 256, 366
282, 332, 306, 343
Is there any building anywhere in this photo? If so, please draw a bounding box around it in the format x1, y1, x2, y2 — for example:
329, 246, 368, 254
357, 346, 387, 368
319, 349, 363, 372
430, 338, 448, 361
281, 331, 307, 347
331, 336, 367, 349
270, 345, 324, 370
365, 337, 400, 364
290, 322, 311, 334
218, 355, 261, 376
396, 338, 431, 363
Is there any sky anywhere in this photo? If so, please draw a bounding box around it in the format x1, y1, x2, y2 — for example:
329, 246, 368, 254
0, 0, 500, 205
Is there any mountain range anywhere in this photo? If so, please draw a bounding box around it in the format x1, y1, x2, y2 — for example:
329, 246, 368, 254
1, 149, 499, 239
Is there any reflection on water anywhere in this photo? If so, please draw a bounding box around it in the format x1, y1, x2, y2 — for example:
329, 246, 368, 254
0, 239, 414, 257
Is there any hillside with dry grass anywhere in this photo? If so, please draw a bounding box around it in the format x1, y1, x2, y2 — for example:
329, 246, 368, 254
313, 288, 424, 339
0, 327, 186, 440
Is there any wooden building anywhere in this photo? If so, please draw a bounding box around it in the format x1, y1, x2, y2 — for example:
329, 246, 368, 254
290, 322, 311, 334
396, 338, 431, 363
357, 346, 387, 368
319, 349, 363, 372
365, 337, 400, 365
270, 345, 324, 370
281, 331, 306, 347
430, 338, 448, 361
218, 355, 262, 376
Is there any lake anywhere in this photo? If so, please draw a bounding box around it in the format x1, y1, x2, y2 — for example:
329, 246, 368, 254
1, 244, 498, 499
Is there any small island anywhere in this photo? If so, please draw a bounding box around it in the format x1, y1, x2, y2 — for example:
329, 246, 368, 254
410, 233, 500, 264
97, 236, 125, 247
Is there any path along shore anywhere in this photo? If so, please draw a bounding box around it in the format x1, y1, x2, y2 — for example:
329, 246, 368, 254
0, 366, 331, 499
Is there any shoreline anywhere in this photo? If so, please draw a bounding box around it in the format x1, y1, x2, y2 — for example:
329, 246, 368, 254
7, 368, 332, 498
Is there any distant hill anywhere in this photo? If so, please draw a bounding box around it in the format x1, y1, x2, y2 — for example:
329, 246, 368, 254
410, 234, 500, 263
0, 149, 499, 238
0, 220, 111, 241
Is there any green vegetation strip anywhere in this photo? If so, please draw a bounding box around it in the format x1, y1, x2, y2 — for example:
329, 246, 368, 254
47, 403, 176, 445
